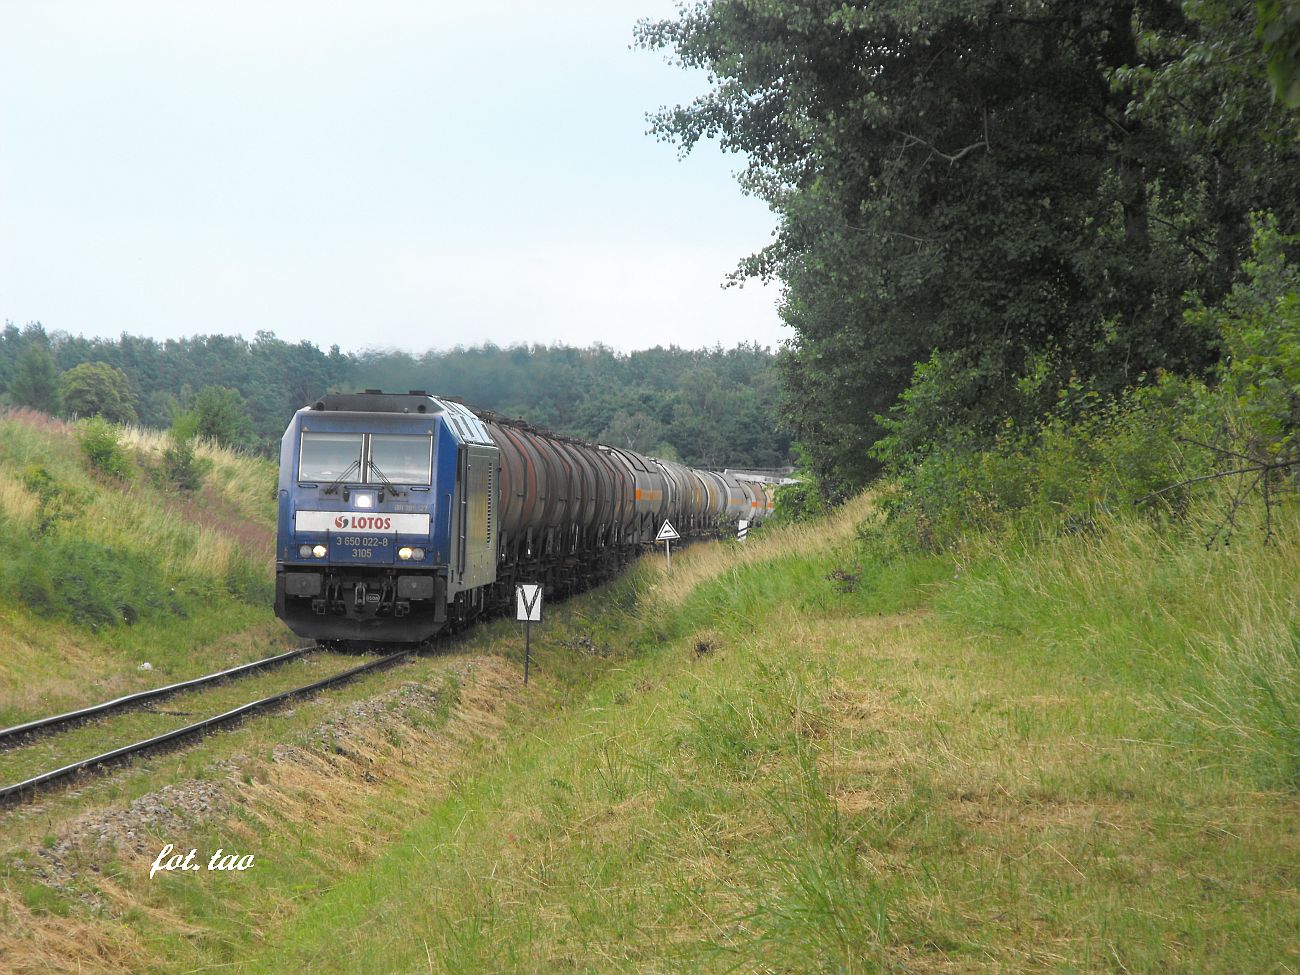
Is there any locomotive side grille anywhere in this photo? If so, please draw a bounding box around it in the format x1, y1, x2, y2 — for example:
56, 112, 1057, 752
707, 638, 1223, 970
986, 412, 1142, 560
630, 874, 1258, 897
487, 465, 495, 544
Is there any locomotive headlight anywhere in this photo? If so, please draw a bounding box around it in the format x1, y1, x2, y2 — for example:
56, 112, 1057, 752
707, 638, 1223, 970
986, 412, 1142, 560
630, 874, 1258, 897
353, 492, 375, 509
312, 544, 328, 558
413, 548, 425, 560
398, 546, 414, 561
298, 544, 312, 558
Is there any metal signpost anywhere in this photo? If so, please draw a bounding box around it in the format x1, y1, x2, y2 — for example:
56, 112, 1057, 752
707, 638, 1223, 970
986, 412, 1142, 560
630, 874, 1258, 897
656, 520, 680, 568
515, 583, 542, 684
737, 518, 749, 542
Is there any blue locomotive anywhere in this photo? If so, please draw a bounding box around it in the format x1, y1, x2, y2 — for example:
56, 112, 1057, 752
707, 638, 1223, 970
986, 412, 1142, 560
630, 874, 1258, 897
275, 390, 771, 643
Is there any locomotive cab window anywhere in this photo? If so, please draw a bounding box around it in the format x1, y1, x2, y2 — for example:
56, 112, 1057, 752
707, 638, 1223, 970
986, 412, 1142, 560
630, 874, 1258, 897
369, 435, 432, 485
299, 433, 364, 481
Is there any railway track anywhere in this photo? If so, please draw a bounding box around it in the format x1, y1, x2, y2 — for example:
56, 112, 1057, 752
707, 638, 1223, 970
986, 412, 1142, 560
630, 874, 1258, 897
0, 645, 322, 751
0, 648, 414, 807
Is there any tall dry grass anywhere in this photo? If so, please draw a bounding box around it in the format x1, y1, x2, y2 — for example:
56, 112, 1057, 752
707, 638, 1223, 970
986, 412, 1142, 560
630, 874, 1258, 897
113, 424, 169, 457
0, 469, 40, 525
117, 423, 277, 527
644, 490, 879, 610
195, 441, 277, 526
937, 493, 1300, 788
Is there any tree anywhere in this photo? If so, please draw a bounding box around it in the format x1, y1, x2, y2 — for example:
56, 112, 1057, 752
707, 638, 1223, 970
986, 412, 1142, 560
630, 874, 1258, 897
9, 344, 62, 414
601, 411, 667, 454
59, 362, 138, 423
639, 0, 1300, 498
182, 387, 252, 452
189, 386, 253, 448
1259, 0, 1300, 106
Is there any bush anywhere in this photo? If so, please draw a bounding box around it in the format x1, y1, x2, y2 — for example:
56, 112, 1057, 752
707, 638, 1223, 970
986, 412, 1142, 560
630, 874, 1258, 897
77, 417, 134, 480
0, 514, 187, 631
21, 464, 81, 535
1188, 213, 1300, 465
772, 479, 825, 524
874, 375, 1220, 551
873, 216, 1300, 552
180, 386, 253, 449
162, 434, 209, 493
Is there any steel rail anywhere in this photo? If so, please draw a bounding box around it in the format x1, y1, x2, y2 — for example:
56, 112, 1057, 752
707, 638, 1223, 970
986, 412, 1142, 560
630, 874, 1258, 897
0, 646, 321, 750
0, 650, 414, 806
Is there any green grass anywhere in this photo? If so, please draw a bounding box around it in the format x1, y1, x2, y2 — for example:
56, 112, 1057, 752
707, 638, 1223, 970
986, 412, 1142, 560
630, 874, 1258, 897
234, 498, 1295, 973
0, 409, 290, 726
926, 507, 1300, 791
0, 650, 381, 786
0, 454, 1295, 973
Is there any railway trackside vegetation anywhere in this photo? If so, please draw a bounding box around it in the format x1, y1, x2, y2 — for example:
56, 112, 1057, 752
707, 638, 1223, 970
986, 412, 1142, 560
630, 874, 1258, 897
2, 2, 1297, 966
639, 0, 1300, 508
0, 409, 293, 727
2, 477, 1294, 973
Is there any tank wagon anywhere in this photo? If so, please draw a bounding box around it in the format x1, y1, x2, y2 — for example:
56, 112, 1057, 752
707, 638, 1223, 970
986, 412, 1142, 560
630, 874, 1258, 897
275, 391, 772, 643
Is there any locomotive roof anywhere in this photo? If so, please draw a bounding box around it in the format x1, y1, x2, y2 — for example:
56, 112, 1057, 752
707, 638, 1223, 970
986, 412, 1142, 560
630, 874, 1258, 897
311, 391, 443, 414
306, 391, 494, 446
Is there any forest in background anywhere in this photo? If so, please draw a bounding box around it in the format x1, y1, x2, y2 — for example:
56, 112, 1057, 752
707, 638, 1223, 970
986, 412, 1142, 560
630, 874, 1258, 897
639, 0, 1300, 517
0, 326, 792, 470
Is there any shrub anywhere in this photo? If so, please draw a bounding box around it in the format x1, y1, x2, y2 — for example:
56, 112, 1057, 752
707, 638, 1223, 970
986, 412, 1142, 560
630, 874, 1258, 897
184, 386, 253, 449
1187, 213, 1300, 465
21, 464, 80, 535
870, 216, 1299, 551
772, 478, 825, 524
77, 417, 134, 480
162, 434, 209, 493
0, 513, 188, 631
874, 375, 1220, 551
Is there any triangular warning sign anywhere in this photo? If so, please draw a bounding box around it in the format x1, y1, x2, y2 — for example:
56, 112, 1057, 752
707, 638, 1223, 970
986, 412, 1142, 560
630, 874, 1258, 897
655, 520, 680, 542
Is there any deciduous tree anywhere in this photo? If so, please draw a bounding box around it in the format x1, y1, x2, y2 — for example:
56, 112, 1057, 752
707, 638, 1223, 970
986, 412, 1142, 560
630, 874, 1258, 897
59, 362, 137, 423
638, 0, 1300, 498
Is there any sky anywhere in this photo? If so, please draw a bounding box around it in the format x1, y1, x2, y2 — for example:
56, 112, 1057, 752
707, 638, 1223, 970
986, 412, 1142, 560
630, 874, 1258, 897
0, 0, 786, 355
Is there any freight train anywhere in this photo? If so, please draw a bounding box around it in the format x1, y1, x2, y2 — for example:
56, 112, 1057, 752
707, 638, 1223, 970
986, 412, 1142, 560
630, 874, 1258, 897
274, 390, 773, 643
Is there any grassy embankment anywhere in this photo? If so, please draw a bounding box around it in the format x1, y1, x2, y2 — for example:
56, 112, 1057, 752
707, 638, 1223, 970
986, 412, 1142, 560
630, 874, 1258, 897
236, 493, 1298, 973
3, 478, 1294, 972
0, 408, 294, 726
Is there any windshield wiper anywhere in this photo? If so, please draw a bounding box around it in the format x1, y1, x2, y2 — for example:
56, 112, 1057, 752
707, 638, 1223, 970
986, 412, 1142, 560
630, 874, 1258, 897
367, 460, 406, 498
322, 459, 360, 496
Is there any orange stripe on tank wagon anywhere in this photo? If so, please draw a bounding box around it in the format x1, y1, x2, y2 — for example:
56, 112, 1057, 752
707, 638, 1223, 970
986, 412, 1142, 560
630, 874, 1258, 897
635, 489, 642, 500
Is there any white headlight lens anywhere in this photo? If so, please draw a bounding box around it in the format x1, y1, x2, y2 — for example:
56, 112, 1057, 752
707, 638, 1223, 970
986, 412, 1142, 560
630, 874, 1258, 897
398, 546, 413, 561
354, 492, 375, 509
413, 548, 425, 560
298, 544, 312, 558
312, 544, 328, 558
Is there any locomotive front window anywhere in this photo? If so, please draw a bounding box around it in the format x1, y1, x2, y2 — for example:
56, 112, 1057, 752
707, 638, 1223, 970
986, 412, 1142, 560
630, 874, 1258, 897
369, 435, 432, 485
299, 433, 364, 482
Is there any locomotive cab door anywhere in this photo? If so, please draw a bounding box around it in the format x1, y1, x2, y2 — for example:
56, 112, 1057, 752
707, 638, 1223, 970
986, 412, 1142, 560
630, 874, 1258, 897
452, 443, 499, 594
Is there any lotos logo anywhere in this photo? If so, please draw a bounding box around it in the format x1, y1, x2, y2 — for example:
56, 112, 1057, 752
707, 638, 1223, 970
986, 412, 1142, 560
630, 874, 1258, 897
332, 515, 391, 530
